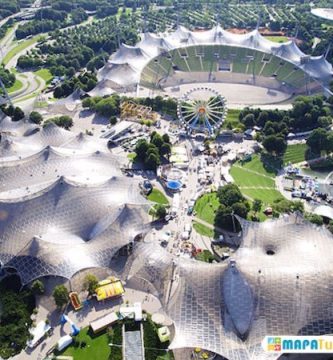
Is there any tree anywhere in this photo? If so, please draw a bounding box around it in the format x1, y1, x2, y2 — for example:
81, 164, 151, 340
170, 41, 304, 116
145, 152, 160, 170
262, 135, 287, 155
307, 128, 327, 153
109, 115, 117, 125
252, 199, 262, 215
31, 280, 44, 295
44, 115, 73, 129
160, 142, 171, 158
305, 213, 323, 226
154, 204, 167, 219
12, 106, 25, 121
318, 116, 331, 129
217, 184, 244, 207
150, 132, 164, 150
272, 199, 304, 215
29, 111, 43, 124
256, 111, 268, 127
53, 285, 69, 308
324, 133, 333, 154
242, 113, 255, 128
231, 202, 249, 219
82, 274, 99, 295
162, 133, 170, 143
135, 139, 149, 161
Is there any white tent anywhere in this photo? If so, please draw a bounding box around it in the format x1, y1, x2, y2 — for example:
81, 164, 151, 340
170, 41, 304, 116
57, 335, 73, 352
27, 321, 51, 349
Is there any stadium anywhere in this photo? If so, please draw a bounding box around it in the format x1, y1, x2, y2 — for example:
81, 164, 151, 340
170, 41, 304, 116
94, 25, 333, 106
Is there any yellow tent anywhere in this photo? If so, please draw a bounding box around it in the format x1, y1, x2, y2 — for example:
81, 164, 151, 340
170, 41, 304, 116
95, 280, 125, 301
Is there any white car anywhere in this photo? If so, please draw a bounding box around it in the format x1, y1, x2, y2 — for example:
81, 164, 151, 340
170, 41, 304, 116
181, 231, 190, 240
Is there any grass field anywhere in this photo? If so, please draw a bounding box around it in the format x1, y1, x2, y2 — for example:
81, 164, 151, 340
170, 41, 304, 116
7, 78, 23, 93
230, 155, 283, 204
194, 192, 220, 224
2, 36, 41, 66
265, 36, 289, 43
193, 221, 214, 238
240, 155, 277, 177
283, 143, 307, 165
222, 108, 243, 130
61, 327, 111, 360
241, 188, 283, 204
147, 188, 169, 205
34, 68, 53, 84
230, 166, 276, 187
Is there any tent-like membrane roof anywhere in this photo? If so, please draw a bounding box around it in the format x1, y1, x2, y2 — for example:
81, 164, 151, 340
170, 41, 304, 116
96, 25, 333, 92
0, 118, 150, 285
127, 214, 333, 360
0, 176, 150, 285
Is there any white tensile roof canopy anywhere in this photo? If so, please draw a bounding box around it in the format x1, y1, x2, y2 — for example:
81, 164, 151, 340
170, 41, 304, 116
96, 25, 333, 91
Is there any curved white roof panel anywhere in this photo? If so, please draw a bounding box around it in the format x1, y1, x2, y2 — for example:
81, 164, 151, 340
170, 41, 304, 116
138, 32, 173, 57
98, 62, 140, 87
0, 176, 150, 285
311, 8, 333, 21
0, 147, 122, 198
271, 41, 306, 64
96, 25, 333, 93
300, 55, 333, 81
127, 214, 333, 360
110, 43, 150, 68
314, 204, 333, 220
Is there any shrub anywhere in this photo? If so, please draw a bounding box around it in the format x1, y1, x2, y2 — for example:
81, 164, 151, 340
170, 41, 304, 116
52, 285, 69, 308
29, 111, 43, 124
31, 280, 45, 295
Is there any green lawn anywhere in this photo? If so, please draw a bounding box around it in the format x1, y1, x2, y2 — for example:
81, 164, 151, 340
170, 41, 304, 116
265, 36, 289, 43
34, 68, 53, 84
222, 108, 243, 130
193, 221, 214, 238
59, 327, 113, 360
7, 78, 23, 93
2, 36, 41, 66
147, 188, 169, 205
230, 155, 283, 205
230, 166, 276, 188
194, 192, 220, 225
241, 188, 283, 203
283, 143, 307, 165
240, 155, 277, 177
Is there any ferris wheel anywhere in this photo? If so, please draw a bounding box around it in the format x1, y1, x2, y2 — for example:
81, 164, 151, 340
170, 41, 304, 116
177, 87, 227, 135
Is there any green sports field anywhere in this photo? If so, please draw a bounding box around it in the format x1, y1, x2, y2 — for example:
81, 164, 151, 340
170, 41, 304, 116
230, 155, 283, 204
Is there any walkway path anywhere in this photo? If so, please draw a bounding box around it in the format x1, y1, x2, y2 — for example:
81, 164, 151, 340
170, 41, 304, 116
124, 326, 144, 360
